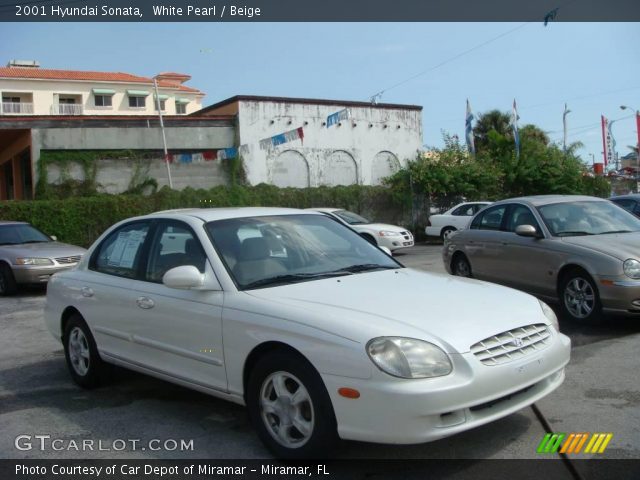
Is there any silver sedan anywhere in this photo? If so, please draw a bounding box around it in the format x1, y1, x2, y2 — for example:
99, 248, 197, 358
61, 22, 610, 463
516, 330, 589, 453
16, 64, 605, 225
443, 195, 640, 324
0, 221, 86, 295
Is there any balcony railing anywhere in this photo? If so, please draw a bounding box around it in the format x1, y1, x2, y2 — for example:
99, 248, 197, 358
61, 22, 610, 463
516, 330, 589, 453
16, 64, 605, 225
51, 104, 83, 115
1, 102, 34, 114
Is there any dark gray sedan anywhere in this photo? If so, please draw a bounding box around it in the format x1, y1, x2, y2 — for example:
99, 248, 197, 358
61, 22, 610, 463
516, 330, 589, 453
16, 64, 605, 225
0, 221, 86, 295
443, 195, 640, 324
610, 194, 640, 218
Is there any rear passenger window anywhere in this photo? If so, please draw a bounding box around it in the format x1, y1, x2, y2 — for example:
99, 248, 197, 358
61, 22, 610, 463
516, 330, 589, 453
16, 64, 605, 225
93, 222, 150, 278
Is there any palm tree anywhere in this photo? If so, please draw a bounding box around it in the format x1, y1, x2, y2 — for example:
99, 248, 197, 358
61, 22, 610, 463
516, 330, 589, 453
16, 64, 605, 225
473, 110, 512, 152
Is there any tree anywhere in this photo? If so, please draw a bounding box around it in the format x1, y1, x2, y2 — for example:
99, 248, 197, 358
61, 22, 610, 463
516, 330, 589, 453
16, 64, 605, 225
473, 110, 512, 152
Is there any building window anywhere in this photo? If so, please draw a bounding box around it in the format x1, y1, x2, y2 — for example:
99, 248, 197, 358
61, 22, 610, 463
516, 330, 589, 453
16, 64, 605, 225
94, 95, 112, 107
155, 99, 166, 111
129, 96, 146, 108
176, 103, 187, 114
58, 96, 77, 105
2, 96, 20, 103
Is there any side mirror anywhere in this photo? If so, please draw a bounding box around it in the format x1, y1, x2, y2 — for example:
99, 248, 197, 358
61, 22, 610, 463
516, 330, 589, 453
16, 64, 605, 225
163, 265, 205, 289
515, 225, 539, 238
379, 246, 392, 256
50, 235, 57, 241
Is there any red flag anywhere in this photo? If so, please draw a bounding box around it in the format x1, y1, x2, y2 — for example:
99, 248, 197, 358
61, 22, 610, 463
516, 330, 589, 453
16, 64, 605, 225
297, 127, 304, 145
601, 115, 608, 167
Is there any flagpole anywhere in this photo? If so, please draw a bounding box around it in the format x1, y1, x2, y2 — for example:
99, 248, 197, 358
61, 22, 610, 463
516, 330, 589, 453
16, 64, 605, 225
153, 78, 173, 189
563, 103, 571, 152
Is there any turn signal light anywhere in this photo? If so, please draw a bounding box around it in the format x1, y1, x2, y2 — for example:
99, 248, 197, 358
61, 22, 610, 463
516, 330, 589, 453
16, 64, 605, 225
338, 387, 361, 399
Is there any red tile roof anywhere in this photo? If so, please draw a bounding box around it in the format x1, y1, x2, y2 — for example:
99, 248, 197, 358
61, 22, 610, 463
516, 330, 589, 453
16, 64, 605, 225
0, 67, 203, 94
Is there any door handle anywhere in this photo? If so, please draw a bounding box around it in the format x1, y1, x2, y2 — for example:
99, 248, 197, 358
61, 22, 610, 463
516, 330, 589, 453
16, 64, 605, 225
136, 296, 155, 309
81, 286, 94, 298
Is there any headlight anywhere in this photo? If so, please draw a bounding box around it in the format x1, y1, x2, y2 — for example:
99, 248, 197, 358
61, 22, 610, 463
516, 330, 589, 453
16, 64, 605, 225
15, 257, 54, 266
366, 337, 452, 379
539, 300, 559, 332
378, 230, 402, 237
623, 259, 640, 279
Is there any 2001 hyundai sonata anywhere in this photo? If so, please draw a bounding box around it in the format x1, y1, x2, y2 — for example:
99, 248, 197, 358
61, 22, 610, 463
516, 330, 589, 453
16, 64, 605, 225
45, 207, 570, 458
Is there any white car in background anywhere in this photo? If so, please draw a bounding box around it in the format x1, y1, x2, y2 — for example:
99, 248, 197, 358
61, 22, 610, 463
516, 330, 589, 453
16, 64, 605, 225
45, 207, 570, 458
426, 202, 492, 240
309, 208, 414, 252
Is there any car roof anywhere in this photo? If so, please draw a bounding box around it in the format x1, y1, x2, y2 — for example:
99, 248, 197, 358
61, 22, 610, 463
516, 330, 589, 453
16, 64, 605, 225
0, 220, 28, 225
611, 194, 640, 200
491, 195, 606, 207
141, 206, 323, 222
307, 208, 340, 213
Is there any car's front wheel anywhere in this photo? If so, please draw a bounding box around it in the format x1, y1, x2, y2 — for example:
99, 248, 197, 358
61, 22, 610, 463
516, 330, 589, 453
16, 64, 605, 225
0, 262, 17, 296
247, 351, 338, 459
559, 269, 602, 324
452, 252, 472, 278
63, 314, 105, 388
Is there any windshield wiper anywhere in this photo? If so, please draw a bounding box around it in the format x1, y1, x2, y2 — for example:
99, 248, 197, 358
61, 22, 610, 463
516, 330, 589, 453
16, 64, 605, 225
22, 240, 50, 244
334, 263, 398, 273
556, 231, 594, 237
243, 271, 351, 289
600, 230, 634, 234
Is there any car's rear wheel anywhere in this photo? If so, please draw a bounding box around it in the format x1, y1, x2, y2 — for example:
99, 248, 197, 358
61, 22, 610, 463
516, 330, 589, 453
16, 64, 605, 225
246, 351, 338, 459
0, 262, 18, 296
63, 314, 105, 388
441, 227, 456, 240
452, 253, 472, 278
559, 269, 603, 324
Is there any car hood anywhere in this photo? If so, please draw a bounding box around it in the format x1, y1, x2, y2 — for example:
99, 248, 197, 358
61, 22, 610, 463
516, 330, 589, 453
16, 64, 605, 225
0, 241, 86, 260
560, 232, 640, 261
246, 268, 548, 353
354, 223, 408, 233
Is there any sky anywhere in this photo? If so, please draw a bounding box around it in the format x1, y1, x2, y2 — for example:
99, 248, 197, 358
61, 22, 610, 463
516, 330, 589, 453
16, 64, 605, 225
1, 22, 639, 165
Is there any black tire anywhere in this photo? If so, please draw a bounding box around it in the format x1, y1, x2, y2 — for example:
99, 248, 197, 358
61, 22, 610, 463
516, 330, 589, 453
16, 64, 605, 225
63, 314, 105, 389
0, 262, 18, 296
559, 269, 603, 324
246, 351, 338, 459
452, 252, 472, 278
441, 227, 456, 240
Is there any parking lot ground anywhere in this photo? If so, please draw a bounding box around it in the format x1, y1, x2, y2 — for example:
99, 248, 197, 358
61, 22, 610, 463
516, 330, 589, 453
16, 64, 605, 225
1, 244, 639, 467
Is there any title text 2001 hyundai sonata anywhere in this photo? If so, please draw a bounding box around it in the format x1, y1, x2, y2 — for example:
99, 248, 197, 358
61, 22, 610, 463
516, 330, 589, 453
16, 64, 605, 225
45, 208, 570, 458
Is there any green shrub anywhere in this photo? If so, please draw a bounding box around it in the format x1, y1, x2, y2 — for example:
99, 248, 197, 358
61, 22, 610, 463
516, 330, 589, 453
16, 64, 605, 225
0, 185, 406, 247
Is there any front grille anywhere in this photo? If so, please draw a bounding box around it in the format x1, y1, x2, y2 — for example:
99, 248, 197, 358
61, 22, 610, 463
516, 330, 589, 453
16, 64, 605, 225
55, 255, 82, 264
400, 231, 413, 240
470, 323, 551, 366
470, 385, 533, 411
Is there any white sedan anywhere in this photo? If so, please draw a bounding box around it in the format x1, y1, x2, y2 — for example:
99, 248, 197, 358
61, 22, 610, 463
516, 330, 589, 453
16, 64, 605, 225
426, 202, 492, 239
45, 207, 570, 458
309, 208, 414, 252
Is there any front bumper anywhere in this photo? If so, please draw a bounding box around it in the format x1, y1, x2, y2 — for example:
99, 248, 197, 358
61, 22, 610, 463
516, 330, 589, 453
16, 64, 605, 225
378, 235, 414, 251
12, 264, 77, 284
596, 276, 640, 315
323, 332, 570, 444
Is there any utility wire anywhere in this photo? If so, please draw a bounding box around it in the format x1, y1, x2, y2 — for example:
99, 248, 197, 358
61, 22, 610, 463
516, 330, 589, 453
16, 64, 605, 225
367, 22, 530, 103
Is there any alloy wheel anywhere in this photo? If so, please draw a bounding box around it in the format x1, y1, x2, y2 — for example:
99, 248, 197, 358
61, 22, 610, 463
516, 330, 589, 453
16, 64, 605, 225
563, 277, 595, 319
259, 371, 315, 449
68, 326, 91, 376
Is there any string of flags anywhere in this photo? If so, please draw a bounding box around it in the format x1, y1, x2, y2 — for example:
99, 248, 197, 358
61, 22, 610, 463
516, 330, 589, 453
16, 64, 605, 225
259, 126, 304, 150
166, 147, 238, 164
326, 108, 351, 128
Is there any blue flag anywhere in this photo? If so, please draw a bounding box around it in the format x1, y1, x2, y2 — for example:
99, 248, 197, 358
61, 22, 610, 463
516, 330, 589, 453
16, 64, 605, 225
511, 99, 520, 158
465, 99, 475, 155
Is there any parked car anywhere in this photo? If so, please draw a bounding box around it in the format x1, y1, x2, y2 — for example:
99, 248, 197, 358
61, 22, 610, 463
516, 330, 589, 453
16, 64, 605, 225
610, 194, 640, 218
46, 207, 570, 458
443, 195, 640, 324
425, 202, 492, 239
0, 221, 86, 295
309, 208, 414, 252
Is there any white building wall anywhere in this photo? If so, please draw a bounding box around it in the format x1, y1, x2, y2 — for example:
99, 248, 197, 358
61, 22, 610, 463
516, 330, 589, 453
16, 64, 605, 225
236, 100, 422, 187
0, 78, 203, 116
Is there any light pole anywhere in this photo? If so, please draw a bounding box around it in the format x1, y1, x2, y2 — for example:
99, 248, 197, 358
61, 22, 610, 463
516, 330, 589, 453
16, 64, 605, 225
620, 105, 640, 192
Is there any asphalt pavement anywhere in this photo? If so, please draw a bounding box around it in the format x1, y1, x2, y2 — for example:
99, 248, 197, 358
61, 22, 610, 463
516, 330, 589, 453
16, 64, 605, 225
1, 244, 639, 469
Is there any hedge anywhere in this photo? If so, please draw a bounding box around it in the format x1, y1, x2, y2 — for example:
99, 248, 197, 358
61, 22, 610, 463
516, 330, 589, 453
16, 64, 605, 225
0, 184, 407, 248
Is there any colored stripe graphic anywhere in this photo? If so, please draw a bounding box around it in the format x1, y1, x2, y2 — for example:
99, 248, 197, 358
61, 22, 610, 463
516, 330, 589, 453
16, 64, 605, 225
538, 433, 613, 454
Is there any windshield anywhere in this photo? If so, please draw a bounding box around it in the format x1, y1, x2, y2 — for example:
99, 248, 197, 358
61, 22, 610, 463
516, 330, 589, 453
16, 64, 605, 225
0, 224, 52, 245
537, 201, 640, 237
333, 210, 371, 225
206, 214, 400, 289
